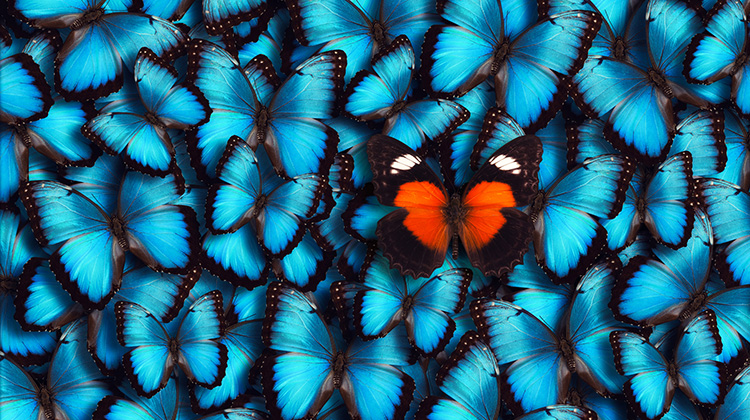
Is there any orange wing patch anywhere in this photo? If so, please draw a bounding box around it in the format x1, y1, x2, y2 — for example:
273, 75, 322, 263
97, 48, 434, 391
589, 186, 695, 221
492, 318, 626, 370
459, 181, 516, 251
393, 181, 450, 252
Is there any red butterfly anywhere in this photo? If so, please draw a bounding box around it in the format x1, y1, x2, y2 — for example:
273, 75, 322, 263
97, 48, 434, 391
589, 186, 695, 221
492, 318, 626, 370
368, 134, 542, 278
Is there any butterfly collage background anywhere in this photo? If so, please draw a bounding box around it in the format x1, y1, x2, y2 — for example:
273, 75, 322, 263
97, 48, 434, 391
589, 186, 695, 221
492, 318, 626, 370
3, 0, 750, 419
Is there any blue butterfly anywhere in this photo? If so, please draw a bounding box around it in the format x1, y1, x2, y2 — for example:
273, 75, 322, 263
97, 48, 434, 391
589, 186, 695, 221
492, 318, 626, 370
714, 365, 750, 419
262, 284, 415, 420
684, 0, 750, 117
94, 376, 194, 420
715, 108, 750, 190
11, 0, 187, 100
0, 51, 51, 125
611, 207, 750, 363
422, 0, 600, 130
700, 177, 750, 286
187, 39, 344, 179
0, 319, 111, 420
529, 154, 634, 282
83, 47, 210, 176
190, 285, 266, 414
206, 136, 326, 257
344, 35, 468, 152
472, 259, 627, 415
284, 0, 440, 81
0, 207, 56, 365
601, 152, 696, 251
115, 290, 227, 397
348, 251, 471, 356
610, 310, 725, 420
572, 0, 730, 164
21, 156, 199, 310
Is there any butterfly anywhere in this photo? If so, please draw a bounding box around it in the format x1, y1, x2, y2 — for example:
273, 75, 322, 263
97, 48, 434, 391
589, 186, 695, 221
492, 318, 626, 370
714, 108, 750, 190
421, 0, 601, 130
610, 310, 725, 420
206, 136, 327, 257
472, 259, 627, 415
700, 177, 750, 286
344, 35, 468, 153
187, 39, 345, 179
11, 0, 187, 101
714, 365, 750, 419
611, 206, 750, 363
115, 290, 227, 397
571, 0, 729, 165
21, 155, 199, 310
528, 153, 634, 282
684, 0, 750, 117
368, 133, 542, 278
346, 250, 472, 356
601, 152, 696, 252
0, 51, 51, 126
285, 0, 440, 81
0, 319, 111, 420
94, 376, 194, 420
263, 284, 416, 420
82, 47, 210, 176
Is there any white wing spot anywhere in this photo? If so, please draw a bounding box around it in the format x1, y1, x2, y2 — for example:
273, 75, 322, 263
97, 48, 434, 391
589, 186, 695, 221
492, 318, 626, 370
390, 154, 421, 171
489, 154, 521, 172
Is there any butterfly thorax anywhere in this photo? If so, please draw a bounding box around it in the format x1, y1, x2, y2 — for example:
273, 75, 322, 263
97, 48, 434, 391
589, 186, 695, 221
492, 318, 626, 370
731, 52, 748, 75
370, 20, 387, 47
255, 107, 270, 143
168, 338, 180, 362
529, 190, 547, 223
646, 68, 673, 98
611, 37, 628, 61
144, 112, 165, 130
331, 352, 346, 388
402, 295, 415, 315
443, 194, 467, 258
491, 42, 510, 75
38, 386, 55, 420
667, 361, 679, 386
387, 100, 406, 119
253, 194, 268, 218
558, 337, 577, 373
680, 290, 708, 321
70, 7, 104, 30
109, 216, 129, 250
10, 122, 31, 147
636, 195, 647, 223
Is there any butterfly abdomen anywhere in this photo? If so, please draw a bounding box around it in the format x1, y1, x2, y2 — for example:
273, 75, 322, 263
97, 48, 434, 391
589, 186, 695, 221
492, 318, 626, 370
679, 291, 708, 321
38, 386, 55, 420
491, 42, 510, 75
646, 68, 673, 98
109, 217, 129, 251
558, 337, 577, 373
331, 352, 346, 388
255, 107, 270, 143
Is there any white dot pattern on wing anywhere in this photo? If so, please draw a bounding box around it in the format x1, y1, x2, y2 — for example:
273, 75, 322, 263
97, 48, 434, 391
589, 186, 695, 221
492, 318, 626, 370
489, 154, 521, 174
390, 154, 422, 173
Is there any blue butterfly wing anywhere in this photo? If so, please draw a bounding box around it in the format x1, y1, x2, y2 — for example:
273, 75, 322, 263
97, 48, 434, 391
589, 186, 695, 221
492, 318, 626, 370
500, 11, 600, 130
569, 260, 626, 395
88, 301, 127, 375
187, 40, 258, 179
670, 109, 726, 177
20, 29, 59, 90
16, 259, 82, 331
116, 300, 173, 396
534, 110, 569, 190
715, 365, 750, 420
705, 285, 750, 363
48, 320, 112, 419
699, 178, 750, 286
83, 112, 174, 175
384, 99, 468, 152
0, 128, 20, 203
470, 107, 525, 170
26, 96, 98, 166
611, 331, 672, 420
262, 284, 336, 420
601, 166, 641, 252
267, 51, 345, 178
674, 311, 724, 405
342, 327, 415, 420
285, 0, 371, 47
380, 0, 441, 62
646, 0, 700, 74
566, 116, 617, 167
643, 152, 695, 248
95, 376, 179, 420
0, 52, 52, 123
120, 171, 198, 273
202, 0, 267, 35
535, 154, 633, 282
684, 0, 746, 83
0, 352, 42, 419
516, 405, 598, 420
21, 181, 124, 309
202, 224, 269, 287
273, 230, 333, 291
471, 300, 564, 414
176, 290, 227, 388
0, 291, 56, 364
416, 331, 500, 420
344, 35, 412, 121
355, 252, 406, 338
237, 10, 289, 74
733, 62, 750, 117
11, 0, 92, 27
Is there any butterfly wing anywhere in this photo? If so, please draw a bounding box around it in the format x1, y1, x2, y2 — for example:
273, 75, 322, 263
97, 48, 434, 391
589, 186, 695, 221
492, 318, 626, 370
674, 310, 725, 406
16, 259, 83, 331
715, 365, 750, 420
368, 135, 451, 278
642, 152, 695, 248
610, 331, 672, 420
272, 230, 334, 291
669, 108, 726, 178
266, 50, 345, 178
354, 252, 405, 339
460, 135, 542, 276
0, 352, 41, 419
176, 290, 228, 388
201, 225, 269, 288
384, 99, 469, 153
0, 53, 52, 123
516, 405, 597, 420
94, 376, 180, 420
202, 0, 267, 34
416, 331, 501, 420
